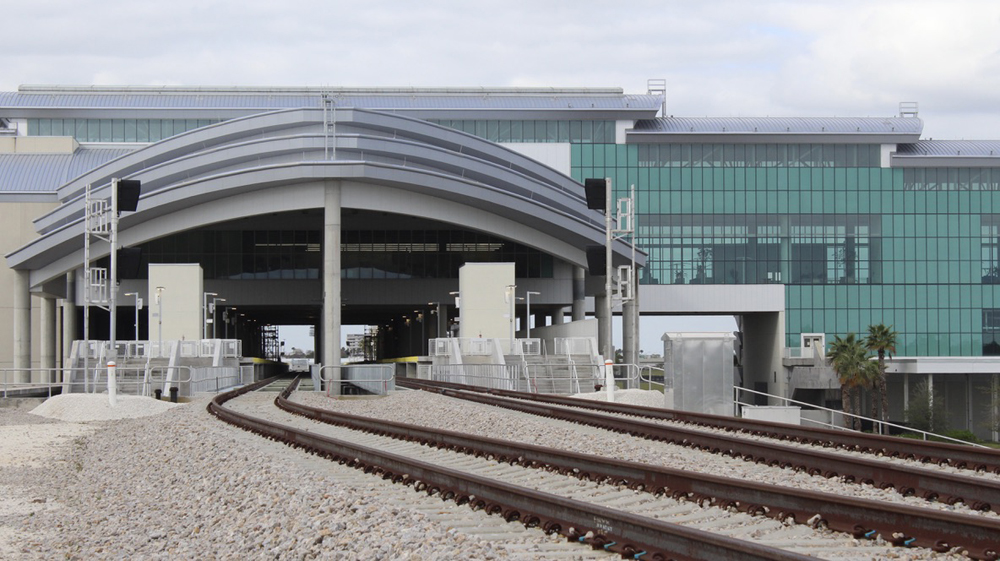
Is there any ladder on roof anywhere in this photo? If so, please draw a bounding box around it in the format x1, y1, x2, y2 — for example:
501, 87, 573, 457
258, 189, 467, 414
647, 78, 667, 116
322, 94, 337, 160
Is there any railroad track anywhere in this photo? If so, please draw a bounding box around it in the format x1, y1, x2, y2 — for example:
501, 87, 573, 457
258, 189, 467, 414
398, 378, 1000, 514
211, 378, 999, 559
400, 378, 1000, 473
211, 378, 812, 560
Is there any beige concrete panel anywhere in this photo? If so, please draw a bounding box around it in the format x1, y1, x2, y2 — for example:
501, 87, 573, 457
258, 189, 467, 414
458, 263, 515, 340
0, 202, 58, 370
148, 264, 204, 343
10, 136, 78, 154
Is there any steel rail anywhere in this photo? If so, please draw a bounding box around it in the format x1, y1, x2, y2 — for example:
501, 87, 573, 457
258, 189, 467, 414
207, 378, 810, 561
402, 378, 1000, 473
400, 379, 1000, 514
280, 380, 1000, 559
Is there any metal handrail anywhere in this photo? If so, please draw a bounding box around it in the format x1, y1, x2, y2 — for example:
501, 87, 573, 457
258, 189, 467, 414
733, 386, 988, 448
317, 364, 395, 395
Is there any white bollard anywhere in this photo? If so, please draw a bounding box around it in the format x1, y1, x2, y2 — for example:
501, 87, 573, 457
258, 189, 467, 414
604, 359, 615, 403
107, 361, 118, 408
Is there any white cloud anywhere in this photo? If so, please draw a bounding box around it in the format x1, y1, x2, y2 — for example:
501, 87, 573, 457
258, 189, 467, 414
4, 0, 1000, 137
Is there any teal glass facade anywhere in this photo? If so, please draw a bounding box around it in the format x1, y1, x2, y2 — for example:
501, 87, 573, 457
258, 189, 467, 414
28, 118, 221, 143
566, 141, 1000, 359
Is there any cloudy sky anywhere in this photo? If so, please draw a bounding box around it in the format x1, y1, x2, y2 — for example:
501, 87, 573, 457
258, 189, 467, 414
6, 0, 1000, 140
8, 0, 997, 351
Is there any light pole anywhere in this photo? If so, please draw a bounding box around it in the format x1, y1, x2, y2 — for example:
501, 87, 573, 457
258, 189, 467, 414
211, 297, 226, 338
526, 291, 540, 339
154, 287, 165, 356
202, 292, 217, 340
123, 292, 141, 348
505, 285, 517, 342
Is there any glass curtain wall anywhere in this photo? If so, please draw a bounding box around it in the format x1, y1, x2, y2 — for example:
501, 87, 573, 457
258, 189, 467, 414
571, 141, 1000, 358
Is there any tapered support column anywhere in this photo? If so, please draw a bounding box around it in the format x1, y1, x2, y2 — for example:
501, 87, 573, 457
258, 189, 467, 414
41, 296, 56, 380
552, 307, 565, 325
323, 181, 342, 394
571, 266, 585, 321
13, 270, 30, 381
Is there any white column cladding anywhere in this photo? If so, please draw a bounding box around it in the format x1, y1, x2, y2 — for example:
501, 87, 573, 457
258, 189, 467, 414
41, 296, 56, 378
13, 269, 30, 380
572, 266, 586, 321
63, 271, 77, 373
323, 181, 342, 394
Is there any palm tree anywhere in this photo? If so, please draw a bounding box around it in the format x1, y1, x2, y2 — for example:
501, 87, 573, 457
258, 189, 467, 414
865, 324, 898, 423
828, 333, 870, 430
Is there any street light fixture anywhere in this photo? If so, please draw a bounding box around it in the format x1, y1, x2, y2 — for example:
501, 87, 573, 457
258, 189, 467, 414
123, 292, 142, 348
211, 297, 226, 338
526, 291, 540, 339
154, 287, 165, 356
202, 292, 217, 340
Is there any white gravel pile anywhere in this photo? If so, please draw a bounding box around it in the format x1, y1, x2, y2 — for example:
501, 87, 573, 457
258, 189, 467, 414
30, 394, 180, 422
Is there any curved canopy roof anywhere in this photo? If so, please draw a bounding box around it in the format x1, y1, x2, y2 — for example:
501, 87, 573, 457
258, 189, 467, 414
7, 107, 642, 289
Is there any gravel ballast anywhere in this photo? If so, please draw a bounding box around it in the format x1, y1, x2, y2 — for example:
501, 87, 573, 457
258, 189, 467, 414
0, 386, 985, 559
1, 394, 528, 560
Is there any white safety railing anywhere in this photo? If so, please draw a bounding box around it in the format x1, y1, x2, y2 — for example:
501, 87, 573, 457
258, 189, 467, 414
733, 386, 989, 448
190, 365, 254, 393
0, 368, 65, 398
637, 365, 666, 392
318, 364, 395, 396
554, 337, 599, 357
75, 339, 242, 360
429, 363, 522, 391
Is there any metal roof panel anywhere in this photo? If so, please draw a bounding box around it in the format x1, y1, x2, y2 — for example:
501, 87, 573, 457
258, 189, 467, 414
631, 116, 923, 135
895, 140, 1000, 156
0, 148, 134, 192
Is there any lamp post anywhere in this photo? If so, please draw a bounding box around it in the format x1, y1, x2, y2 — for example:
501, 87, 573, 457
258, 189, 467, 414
211, 297, 226, 338
505, 285, 517, 342
123, 292, 141, 348
202, 292, 217, 340
154, 287, 165, 356
525, 291, 540, 339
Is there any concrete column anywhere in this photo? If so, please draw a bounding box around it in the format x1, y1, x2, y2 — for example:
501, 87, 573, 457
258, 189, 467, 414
63, 271, 77, 384
571, 266, 586, 321
595, 292, 610, 360
13, 270, 30, 381
552, 307, 565, 325
323, 182, 342, 394
623, 298, 635, 366
436, 303, 448, 342
41, 296, 56, 381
